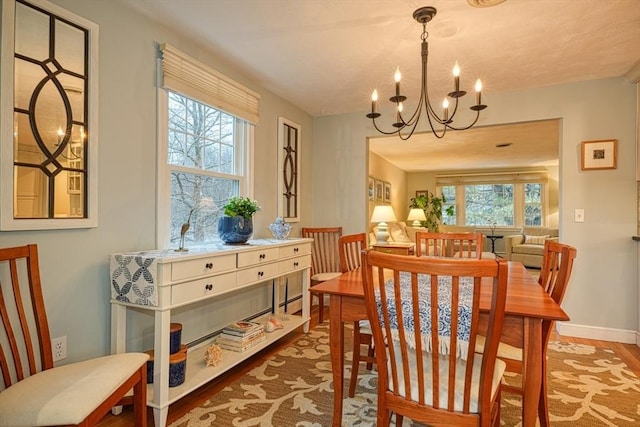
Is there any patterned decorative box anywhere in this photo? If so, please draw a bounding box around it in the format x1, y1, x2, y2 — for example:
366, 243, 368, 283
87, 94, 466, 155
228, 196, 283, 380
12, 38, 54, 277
170, 323, 183, 354
169, 348, 187, 387
145, 344, 187, 384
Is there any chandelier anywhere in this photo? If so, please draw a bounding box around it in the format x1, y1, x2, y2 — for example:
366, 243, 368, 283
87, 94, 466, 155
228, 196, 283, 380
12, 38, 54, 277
366, 6, 487, 140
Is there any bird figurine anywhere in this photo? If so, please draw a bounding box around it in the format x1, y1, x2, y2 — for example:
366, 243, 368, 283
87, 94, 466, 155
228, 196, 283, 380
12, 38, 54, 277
176, 208, 196, 252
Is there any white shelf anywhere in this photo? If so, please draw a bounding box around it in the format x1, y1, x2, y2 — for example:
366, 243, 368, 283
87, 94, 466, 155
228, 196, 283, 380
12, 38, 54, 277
146, 313, 307, 408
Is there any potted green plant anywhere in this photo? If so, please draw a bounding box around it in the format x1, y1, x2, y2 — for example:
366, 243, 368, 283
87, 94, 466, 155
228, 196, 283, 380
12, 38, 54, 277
218, 196, 261, 244
409, 191, 454, 232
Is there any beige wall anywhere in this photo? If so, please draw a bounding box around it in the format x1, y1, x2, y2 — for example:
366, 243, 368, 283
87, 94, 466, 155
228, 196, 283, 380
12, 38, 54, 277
368, 152, 407, 228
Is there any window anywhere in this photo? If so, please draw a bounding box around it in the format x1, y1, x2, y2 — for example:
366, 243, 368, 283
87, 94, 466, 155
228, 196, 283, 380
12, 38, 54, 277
165, 91, 249, 247
465, 184, 514, 226
158, 44, 259, 249
436, 171, 548, 228
524, 183, 542, 226
440, 185, 456, 225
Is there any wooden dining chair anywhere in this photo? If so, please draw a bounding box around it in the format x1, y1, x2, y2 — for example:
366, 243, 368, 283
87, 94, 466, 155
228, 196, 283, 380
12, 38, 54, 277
338, 233, 375, 397
301, 227, 342, 323
362, 250, 508, 427
475, 240, 576, 427
415, 231, 485, 259
0, 244, 149, 427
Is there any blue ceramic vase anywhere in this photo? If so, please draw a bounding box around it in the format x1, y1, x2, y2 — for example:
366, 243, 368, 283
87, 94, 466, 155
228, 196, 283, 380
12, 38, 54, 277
218, 216, 253, 244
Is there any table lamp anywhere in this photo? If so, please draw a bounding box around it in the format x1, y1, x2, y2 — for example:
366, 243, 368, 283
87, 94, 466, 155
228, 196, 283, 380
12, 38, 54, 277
370, 205, 397, 244
407, 208, 427, 227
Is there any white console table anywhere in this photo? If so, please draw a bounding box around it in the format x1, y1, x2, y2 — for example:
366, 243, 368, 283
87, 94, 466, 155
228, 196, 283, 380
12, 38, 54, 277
109, 238, 312, 427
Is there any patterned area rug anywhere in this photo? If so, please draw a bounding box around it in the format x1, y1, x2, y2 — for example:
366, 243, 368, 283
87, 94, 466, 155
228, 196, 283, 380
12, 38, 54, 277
170, 325, 640, 427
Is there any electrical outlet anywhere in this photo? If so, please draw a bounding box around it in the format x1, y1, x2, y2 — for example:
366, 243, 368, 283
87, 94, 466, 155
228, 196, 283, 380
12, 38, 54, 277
52, 336, 67, 362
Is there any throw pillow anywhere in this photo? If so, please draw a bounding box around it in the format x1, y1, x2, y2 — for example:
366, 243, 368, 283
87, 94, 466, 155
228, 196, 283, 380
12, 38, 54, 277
524, 234, 548, 245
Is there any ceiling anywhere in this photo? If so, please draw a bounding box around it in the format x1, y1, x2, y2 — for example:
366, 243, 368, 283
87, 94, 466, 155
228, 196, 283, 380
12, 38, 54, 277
116, 0, 640, 171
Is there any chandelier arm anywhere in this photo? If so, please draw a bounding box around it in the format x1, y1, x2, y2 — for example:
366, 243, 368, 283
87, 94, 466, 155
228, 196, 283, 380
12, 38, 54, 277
443, 109, 481, 131
370, 116, 409, 135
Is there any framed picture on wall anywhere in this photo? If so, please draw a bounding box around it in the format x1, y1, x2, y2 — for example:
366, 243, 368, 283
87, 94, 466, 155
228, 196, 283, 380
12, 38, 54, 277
581, 139, 617, 171
416, 190, 429, 199
375, 179, 384, 202
368, 176, 375, 201
383, 182, 391, 204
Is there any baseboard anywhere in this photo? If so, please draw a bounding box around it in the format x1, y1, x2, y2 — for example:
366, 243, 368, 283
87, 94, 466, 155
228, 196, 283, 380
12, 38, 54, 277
556, 322, 638, 344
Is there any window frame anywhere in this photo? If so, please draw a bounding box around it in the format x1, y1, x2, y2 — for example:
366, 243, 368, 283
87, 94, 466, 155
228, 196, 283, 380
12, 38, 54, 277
156, 88, 254, 249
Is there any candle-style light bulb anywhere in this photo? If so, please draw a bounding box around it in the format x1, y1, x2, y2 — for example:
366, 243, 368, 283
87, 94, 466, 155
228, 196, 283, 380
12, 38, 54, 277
394, 67, 402, 99
394, 67, 402, 83
475, 79, 483, 105
442, 98, 449, 121
371, 89, 378, 114
397, 102, 404, 113
57, 127, 64, 137
452, 62, 460, 77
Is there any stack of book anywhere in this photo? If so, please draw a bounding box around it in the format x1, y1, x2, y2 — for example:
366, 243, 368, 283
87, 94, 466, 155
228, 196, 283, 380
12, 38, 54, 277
216, 321, 266, 352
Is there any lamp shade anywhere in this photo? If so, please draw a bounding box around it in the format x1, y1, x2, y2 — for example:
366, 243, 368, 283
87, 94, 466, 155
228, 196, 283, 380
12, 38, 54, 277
407, 208, 426, 227
371, 205, 397, 245
370, 205, 397, 223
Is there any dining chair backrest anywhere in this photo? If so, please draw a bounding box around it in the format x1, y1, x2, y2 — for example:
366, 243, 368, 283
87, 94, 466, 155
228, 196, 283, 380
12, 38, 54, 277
0, 244, 149, 426
338, 233, 367, 273
302, 227, 342, 276
415, 231, 484, 259
361, 250, 508, 426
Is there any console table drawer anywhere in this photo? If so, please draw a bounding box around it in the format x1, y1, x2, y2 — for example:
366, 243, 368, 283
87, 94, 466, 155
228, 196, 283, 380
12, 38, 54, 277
171, 254, 236, 282
171, 272, 236, 305
278, 243, 311, 258
278, 254, 311, 274
236, 262, 279, 286
237, 248, 279, 268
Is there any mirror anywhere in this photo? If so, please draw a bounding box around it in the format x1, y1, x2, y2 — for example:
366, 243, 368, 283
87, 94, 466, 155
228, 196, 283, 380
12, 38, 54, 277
1, 0, 98, 230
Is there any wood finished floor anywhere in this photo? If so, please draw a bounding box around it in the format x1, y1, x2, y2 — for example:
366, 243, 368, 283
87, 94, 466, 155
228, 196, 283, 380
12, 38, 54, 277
97, 306, 640, 427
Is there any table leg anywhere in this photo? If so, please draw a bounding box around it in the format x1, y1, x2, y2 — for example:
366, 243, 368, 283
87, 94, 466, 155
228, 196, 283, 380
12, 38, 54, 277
522, 317, 543, 427
329, 294, 344, 427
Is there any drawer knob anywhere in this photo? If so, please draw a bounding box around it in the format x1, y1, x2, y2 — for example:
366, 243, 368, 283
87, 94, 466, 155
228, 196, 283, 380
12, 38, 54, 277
259, 253, 266, 260
205, 262, 213, 269
258, 271, 264, 277
205, 284, 213, 291
293, 262, 299, 267
293, 247, 299, 253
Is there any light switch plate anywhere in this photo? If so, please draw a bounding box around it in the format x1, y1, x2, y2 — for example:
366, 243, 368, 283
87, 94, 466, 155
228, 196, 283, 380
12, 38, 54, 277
574, 209, 585, 222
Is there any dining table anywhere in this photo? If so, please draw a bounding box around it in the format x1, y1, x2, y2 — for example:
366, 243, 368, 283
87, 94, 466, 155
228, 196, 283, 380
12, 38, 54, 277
309, 261, 569, 427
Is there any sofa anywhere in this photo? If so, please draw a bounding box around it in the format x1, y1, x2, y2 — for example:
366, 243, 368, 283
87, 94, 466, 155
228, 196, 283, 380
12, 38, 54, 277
504, 227, 559, 268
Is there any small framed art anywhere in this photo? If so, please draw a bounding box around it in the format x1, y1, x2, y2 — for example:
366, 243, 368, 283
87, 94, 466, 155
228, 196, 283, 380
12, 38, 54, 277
416, 190, 429, 198
375, 180, 384, 202
581, 139, 617, 171
368, 176, 375, 201
383, 182, 391, 204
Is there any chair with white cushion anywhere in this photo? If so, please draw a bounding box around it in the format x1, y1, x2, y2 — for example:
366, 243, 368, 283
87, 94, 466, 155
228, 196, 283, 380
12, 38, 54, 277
0, 244, 149, 427
302, 227, 343, 323
338, 233, 375, 397
362, 250, 508, 427
415, 231, 485, 259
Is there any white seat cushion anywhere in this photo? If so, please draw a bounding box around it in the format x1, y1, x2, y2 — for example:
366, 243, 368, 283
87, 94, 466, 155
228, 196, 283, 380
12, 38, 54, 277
475, 335, 523, 361
0, 353, 149, 427
311, 272, 342, 282
389, 342, 505, 413
358, 320, 372, 335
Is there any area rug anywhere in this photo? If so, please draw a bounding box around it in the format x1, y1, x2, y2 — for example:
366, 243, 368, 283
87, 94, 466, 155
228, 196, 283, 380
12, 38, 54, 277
170, 325, 640, 427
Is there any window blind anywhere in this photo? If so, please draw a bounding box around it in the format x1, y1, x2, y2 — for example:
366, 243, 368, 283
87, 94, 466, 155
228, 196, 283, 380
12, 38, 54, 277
160, 43, 260, 124
436, 170, 548, 186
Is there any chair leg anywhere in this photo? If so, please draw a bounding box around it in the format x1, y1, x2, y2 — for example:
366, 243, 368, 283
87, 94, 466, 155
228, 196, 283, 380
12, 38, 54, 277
395, 413, 403, 427
318, 293, 324, 323
348, 322, 361, 397
133, 365, 148, 427
365, 336, 374, 370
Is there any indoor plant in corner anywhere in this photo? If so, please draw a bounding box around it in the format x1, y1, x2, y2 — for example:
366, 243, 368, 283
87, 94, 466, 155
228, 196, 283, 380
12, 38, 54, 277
409, 191, 454, 232
218, 196, 261, 244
